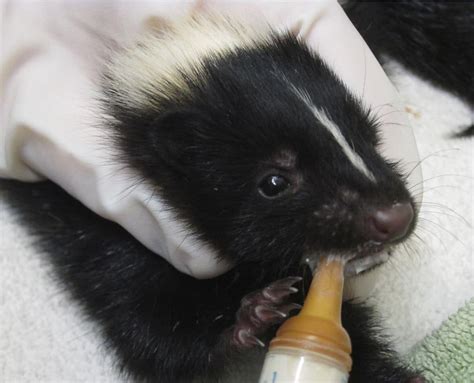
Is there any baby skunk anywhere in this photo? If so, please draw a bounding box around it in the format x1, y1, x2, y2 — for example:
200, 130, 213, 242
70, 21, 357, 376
2, 14, 421, 382
6, 4, 470, 383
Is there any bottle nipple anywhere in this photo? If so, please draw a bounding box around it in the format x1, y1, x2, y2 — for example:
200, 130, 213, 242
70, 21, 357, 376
269, 257, 352, 372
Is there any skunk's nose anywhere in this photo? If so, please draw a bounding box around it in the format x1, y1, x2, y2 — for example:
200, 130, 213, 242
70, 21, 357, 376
367, 203, 414, 242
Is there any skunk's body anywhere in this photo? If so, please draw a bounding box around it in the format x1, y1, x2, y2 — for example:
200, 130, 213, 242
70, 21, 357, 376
345, 0, 474, 137
2, 2, 472, 382
345, 1, 474, 106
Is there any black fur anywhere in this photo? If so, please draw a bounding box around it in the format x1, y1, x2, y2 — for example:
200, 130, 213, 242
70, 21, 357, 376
453, 124, 474, 138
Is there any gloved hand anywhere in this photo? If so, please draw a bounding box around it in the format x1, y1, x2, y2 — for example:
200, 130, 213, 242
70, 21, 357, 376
0, 0, 421, 279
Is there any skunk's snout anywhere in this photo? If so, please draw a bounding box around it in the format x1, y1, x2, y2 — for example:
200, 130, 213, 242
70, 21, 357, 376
307, 195, 415, 252
366, 203, 414, 243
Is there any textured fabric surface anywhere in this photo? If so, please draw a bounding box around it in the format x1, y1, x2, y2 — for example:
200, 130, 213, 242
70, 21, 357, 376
0, 65, 472, 382
408, 299, 474, 383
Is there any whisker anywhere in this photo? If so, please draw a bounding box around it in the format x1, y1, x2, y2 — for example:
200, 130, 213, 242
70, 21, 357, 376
420, 210, 471, 227
115, 178, 147, 202
381, 121, 409, 128
421, 202, 471, 227
407, 172, 472, 192
362, 46, 367, 101
371, 102, 399, 115
403, 149, 465, 190
411, 231, 429, 248
376, 109, 405, 120
414, 225, 449, 253
417, 218, 467, 249
410, 184, 465, 198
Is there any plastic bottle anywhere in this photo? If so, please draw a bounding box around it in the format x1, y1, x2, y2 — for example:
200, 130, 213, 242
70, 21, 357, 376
258, 258, 351, 383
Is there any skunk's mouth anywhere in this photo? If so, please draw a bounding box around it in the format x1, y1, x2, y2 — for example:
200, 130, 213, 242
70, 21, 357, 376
304, 243, 393, 277
344, 250, 391, 277
344, 242, 393, 276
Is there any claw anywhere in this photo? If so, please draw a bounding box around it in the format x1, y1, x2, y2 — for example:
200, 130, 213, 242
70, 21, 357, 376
253, 302, 302, 325
278, 302, 302, 316
276, 276, 303, 286
232, 276, 303, 349
235, 328, 265, 348
254, 305, 287, 324
262, 276, 302, 303
240, 291, 260, 308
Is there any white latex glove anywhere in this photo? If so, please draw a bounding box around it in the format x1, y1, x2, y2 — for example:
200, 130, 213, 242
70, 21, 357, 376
0, 0, 422, 279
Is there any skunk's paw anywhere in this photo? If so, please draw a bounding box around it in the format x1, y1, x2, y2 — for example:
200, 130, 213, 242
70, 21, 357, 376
231, 276, 302, 348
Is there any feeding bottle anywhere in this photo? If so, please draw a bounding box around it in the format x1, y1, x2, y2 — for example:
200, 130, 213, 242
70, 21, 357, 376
259, 258, 351, 383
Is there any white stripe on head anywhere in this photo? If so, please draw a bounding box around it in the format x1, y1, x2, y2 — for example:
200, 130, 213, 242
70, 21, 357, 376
291, 86, 376, 182
107, 14, 266, 110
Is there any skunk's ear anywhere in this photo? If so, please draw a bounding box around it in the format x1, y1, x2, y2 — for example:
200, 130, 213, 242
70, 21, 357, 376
149, 109, 210, 172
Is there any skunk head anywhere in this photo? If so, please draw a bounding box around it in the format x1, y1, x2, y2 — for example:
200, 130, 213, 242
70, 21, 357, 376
103, 16, 416, 276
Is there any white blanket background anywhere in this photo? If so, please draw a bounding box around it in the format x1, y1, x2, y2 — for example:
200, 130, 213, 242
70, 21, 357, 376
1, 62, 473, 382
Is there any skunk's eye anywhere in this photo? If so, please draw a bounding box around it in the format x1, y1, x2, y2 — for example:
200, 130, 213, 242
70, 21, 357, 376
258, 175, 290, 198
